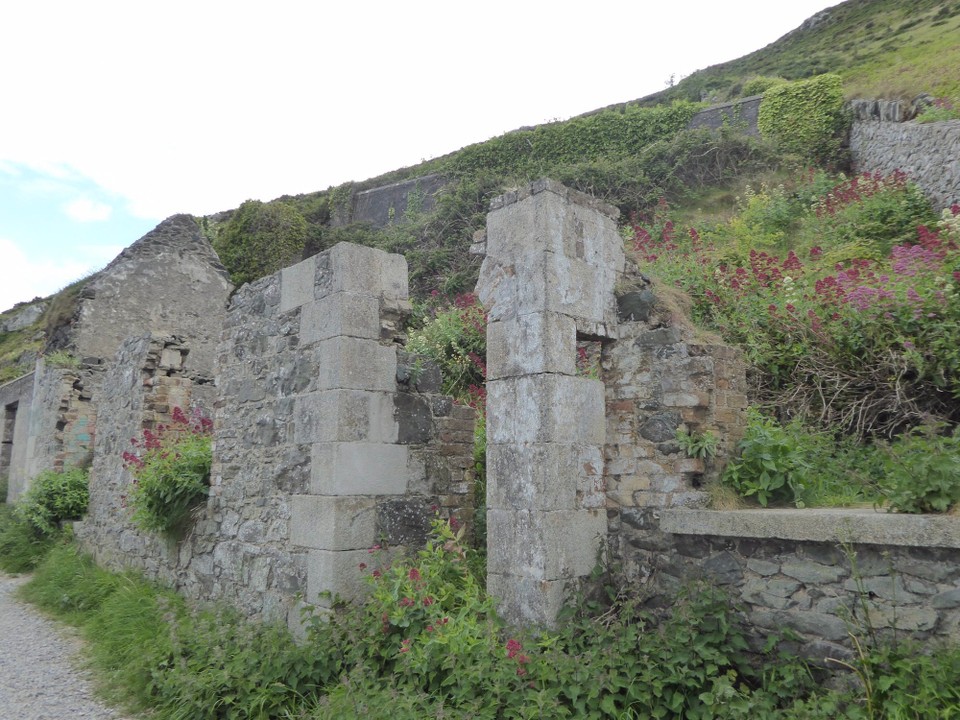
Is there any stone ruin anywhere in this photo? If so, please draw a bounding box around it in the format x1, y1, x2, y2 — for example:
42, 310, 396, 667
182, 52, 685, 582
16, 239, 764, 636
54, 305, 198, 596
2, 178, 957, 652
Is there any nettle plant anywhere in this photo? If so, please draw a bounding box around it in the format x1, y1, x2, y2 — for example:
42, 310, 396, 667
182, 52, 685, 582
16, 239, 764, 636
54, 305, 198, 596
122, 406, 213, 533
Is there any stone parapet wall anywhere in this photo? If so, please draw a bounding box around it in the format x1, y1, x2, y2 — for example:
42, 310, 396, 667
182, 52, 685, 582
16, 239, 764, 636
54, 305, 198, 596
850, 117, 960, 212
616, 508, 960, 658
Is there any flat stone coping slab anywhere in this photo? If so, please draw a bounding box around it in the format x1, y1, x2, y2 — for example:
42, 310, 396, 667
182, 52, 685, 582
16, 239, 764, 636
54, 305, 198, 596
660, 508, 960, 549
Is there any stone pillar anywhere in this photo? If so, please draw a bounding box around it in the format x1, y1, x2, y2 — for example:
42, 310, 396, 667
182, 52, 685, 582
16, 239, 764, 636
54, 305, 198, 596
477, 179, 624, 626
286, 243, 411, 608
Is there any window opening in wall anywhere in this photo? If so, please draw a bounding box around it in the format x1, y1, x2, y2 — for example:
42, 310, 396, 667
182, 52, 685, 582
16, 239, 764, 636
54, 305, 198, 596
1, 402, 18, 481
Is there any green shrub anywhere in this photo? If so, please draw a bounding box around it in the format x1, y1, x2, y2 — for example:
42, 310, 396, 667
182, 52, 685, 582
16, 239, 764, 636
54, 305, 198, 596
406, 293, 486, 402
124, 408, 212, 534
213, 199, 308, 286
741, 75, 789, 96
150, 606, 330, 720
878, 425, 960, 513
758, 74, 847, 163
15, 467, 89, 536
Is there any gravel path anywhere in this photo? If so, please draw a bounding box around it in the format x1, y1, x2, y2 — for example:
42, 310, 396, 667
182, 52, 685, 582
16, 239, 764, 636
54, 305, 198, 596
0, 573, 134, 720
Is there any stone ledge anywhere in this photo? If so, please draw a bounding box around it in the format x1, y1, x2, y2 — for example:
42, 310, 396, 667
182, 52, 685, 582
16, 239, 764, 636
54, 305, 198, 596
660, 508, 960, 549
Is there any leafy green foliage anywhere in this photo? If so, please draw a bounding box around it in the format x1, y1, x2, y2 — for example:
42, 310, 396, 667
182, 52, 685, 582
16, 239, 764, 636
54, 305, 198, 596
0, 504, 56, 572
19, 544, 123, 622
406, 293, 486, 402
149, 607, 330, 720
15, 467, 89, 536
842, 637, 960, 719
758, 74, 847, 163
916, 96, 960, 123
213, 199, 309, 286
877, 425, 960, 513
444, 103, 699, 179
676, 427, 719, 459
741, 76, 789, 96
723, 410, 811, 507
124, 408, 212, 534
720, 411, 887, 508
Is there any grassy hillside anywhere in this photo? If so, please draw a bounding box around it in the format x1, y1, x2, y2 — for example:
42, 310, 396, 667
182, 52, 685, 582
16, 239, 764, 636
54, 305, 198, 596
633, 0, 960, 105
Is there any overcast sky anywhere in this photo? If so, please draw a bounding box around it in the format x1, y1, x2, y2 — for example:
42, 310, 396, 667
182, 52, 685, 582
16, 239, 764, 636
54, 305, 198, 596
0, 0, 839, 312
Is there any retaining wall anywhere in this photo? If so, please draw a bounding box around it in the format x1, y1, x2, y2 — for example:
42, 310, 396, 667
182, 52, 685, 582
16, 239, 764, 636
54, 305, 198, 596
850, 116, 960, 212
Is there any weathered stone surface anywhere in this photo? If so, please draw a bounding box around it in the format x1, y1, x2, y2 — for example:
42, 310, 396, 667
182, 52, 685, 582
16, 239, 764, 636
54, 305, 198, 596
617, 289, 657, 322
280, 258, 317, 313
394, 393, 433, 444
309, 442, 410, 495
488, 443, 602, 511
68, 238, 470, 630
486, 311, 577, 379
781, 560, 847, 585
290, 496, 378, 551
314, 337, 396, 392
377, 498, 434, 546
0, 302, 46, 332
488, 508, 606, 581
306, 549, 376, 607
703, 551, 743, 585
743, 577, 801, 604
300, 293, 381, 344
933, 589, 960, 609
842, 575, 919, 604
639, 412, 682, 443
487, 375, 605, 445
864, 602, 938, 632
660, 509, 960, 549
746, 558, 780, 576
294, 390, 398, 444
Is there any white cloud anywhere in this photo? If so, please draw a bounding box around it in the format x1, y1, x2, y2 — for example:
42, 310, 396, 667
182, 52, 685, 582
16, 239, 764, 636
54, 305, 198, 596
0, 238, 94, 313
64, 198, 113, 222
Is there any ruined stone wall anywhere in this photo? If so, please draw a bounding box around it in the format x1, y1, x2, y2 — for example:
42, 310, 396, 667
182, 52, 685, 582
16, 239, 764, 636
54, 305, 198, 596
2, 214, 233, 502
474, 178, 959, 654
850, 116, 960, 212
604, 323, 747, 512
0, 373, 34, 502
75, 334, 214, 584
20, 359, 101, 496
71, 214, 232, 371
77, 242, 474, 629
349, 174, 447, 229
